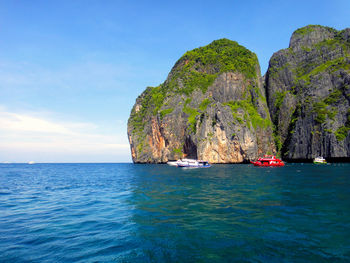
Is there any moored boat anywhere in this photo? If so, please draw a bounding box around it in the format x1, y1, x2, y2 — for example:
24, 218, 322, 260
251, 155, 284, 167
167, 160, 179, 166
177, 159, 211, 168
313, 156, 327, 164
167, 159, 198, 166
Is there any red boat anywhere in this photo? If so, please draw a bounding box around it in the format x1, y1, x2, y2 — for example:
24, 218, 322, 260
251, 155, 285, 167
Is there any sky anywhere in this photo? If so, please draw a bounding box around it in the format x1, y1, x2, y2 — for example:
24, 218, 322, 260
0, 0, 349, 163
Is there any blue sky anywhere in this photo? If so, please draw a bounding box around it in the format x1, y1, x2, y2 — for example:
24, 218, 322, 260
0, 0, 349, 162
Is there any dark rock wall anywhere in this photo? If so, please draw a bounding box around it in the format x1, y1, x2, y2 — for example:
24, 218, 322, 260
265, 25, 350, 160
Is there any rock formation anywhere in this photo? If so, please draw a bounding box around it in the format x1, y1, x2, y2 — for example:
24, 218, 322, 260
128, 25, 350, 163
265, 25, 350, 160
128, 39, 275, 163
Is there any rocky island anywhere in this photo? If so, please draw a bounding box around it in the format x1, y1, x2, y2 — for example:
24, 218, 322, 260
266, 25, 350, 161
128, 25, 350, 163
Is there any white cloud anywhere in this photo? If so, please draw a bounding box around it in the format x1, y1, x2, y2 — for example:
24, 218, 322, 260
0, 111, 74, 135
0, 108, 131, 163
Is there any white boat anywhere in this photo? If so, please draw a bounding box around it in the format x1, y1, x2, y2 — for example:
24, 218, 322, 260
167, 160, 179, 166
177, 159, 211, 168
313, 156, 327, 164
28, 161, 35, 165
167, 159, 198, 166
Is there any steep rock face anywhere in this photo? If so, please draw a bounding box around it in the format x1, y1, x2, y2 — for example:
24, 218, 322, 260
128, 39, 275, 163
266, 25, 350, 160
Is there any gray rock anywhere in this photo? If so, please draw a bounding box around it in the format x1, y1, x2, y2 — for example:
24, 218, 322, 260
266, 25, 350, 160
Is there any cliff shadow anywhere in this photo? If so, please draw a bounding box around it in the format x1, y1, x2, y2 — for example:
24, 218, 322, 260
183, 136, 198, 159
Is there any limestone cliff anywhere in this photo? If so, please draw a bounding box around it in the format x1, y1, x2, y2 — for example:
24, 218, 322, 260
128, 39, 275, 163
266, 25, 350, 160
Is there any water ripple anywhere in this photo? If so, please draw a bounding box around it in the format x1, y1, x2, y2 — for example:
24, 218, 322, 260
0, 163, 349, 262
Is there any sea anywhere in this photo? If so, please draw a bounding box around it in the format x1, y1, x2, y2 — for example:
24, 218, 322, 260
0, 163, 349, 262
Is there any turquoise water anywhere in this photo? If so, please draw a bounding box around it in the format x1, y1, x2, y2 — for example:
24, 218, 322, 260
0, 163, 349, 262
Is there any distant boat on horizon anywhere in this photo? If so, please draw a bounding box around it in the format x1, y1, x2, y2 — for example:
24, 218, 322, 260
28, 161, 35, 164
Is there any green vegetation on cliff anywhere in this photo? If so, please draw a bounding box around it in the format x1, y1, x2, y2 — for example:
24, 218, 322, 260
199, 98, 211, 111
274, 91, 288, 111
182, 98, 200, 133
296, 57, 350, 86
129, 38, 261, 135
181, 38, 259, 79
160, 108, 174, 119
291, 26, 350, 87
312, 101, 337, 124
129, 86, 164, 132
335, 109, 350, 141
165, 38, 259, 96
335, 126, 350, 141
224, 84, 272, 131
294, 25, 336, 36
